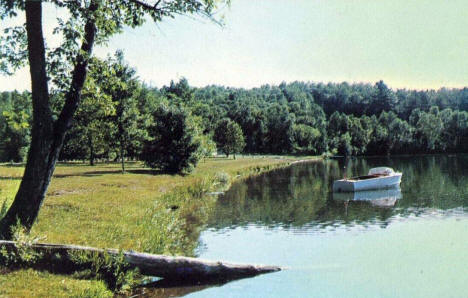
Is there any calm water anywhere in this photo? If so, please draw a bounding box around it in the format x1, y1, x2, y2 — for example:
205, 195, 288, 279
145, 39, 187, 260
187, 155, 468, 297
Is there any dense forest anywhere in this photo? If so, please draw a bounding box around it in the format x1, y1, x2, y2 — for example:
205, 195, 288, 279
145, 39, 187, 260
1, 56, 468, 172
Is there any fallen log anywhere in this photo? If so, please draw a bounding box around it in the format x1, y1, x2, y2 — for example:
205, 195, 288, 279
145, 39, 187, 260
0, 240, 281, 280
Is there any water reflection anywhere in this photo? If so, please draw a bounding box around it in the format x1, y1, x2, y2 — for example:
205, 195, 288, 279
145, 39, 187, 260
333, 188, 402, 208
133, 277, 239, 297
206, 155, 468, 231
190, 155, 468, 298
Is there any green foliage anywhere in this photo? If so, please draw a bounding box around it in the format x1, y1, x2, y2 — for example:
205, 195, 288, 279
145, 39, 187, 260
414, 110, 443, 151
59, 53, 150, 166
0, 200, 8, 220
3, 78, 468, 164
214, 118, 246, 157
69, 251, 140, 294
141, 105, 202, 174
0, 222, 42, 268
163, 77, 195, 104
134, 172, 245, 256
198, 133, 217, 158
292, 124, 321, 155
99, 52, 145, 170
214, 171, 231, 186
0, 91, 31, 162
59, 62, 116, 163
3, 79, 468, 164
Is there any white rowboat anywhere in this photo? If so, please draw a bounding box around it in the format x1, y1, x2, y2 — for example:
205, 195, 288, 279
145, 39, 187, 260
332, 167, 402, 192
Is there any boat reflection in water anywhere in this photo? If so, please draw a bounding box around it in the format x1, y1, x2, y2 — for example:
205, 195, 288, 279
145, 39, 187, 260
333, 187, 402, 208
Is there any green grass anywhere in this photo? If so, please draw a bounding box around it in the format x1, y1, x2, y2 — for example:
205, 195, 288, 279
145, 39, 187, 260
0, 155, 317, 296
0, 268, 112, 298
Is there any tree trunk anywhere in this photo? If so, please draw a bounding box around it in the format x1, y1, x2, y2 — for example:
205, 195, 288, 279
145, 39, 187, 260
0, 1, 98, 240
0, 240, 281, 280
118, 111, 126, 173
120, 141, 125, 173
88, 134, 95, 166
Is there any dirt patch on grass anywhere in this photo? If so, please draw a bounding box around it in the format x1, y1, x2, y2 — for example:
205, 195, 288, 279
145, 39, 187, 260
48, 189, 84, 196
100, 182, 127, 188
45, 202, 80, 213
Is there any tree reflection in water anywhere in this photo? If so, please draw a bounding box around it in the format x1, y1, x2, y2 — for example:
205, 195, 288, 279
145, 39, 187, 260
206, 155, 468, 231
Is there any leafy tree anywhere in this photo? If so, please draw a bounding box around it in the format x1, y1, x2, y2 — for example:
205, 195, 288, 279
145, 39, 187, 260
198, 133, 217, 159
97, 52, 143, 172
348, 116, 369, 155
0, 0, 230, 239
365, 115, 386, 155
369, 80, 396, 114
163, 77, 195, 105
0, 91, 31, 162
60, 64, 116, 165
214, 118, 245, 158
414, 111, 443, 152
265, 103, 294, 153
190, 115, 217, 159
387, 118, 413, 154
292, 124, 321, 155
228, 103, 267, 153
440, 109, 468, 152
337, 132, 353, 156
141, 105, 201, 174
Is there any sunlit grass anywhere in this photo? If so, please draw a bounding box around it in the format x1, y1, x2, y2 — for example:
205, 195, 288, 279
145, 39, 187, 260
0, 155, 317, 295
0, 268, 112, 297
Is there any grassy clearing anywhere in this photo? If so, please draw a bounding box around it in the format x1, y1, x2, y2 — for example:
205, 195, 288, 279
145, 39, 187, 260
0, 156, 317, 296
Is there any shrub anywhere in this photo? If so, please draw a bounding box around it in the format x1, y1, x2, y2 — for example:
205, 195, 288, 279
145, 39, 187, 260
214, 118, 245, 158
141, 105, 201, 174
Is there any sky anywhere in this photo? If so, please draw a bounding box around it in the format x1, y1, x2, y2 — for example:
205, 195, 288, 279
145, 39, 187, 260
2, 0, 468, 91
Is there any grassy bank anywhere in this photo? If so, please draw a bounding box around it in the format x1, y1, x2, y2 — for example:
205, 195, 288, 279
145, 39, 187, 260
0, 156, 317, 297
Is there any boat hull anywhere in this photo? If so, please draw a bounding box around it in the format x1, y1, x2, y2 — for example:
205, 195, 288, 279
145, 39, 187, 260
332, 173, 402, 192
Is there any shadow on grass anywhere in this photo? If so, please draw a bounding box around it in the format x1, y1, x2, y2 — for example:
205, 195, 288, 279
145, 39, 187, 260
57, 161, 142, 168
0, 163, 25, 168
0, 176, 22, 180
0, 265, 249, 297
0, 169, 174, 180
53, 169, 166, 178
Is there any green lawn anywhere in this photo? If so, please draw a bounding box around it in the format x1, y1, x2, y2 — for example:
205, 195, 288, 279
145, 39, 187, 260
0, 156, 317, 296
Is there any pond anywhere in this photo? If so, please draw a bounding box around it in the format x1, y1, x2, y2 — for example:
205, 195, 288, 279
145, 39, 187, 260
186, 155, 468, 297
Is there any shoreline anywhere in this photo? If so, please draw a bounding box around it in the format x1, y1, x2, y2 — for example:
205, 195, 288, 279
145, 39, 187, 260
0, 156, 320, 296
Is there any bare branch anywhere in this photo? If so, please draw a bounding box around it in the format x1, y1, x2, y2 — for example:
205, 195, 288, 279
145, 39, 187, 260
128, 0, 162, 11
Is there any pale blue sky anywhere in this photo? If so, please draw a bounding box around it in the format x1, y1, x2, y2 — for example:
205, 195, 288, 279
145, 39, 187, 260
2, 0, 468, 91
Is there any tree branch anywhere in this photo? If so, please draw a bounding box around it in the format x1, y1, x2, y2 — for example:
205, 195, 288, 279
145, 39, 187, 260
54, 1, 98, 136
25, 0, 53, 129
128, 0, 163, 11
126, 0, 224, 26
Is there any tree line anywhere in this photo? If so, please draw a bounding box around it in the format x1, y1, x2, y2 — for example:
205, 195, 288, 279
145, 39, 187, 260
2, 65, 468, 172
192, 80, 468, 156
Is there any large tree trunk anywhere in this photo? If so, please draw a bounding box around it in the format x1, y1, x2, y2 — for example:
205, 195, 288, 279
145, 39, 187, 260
0, 240, 281, 280
0, 1, 98, 239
